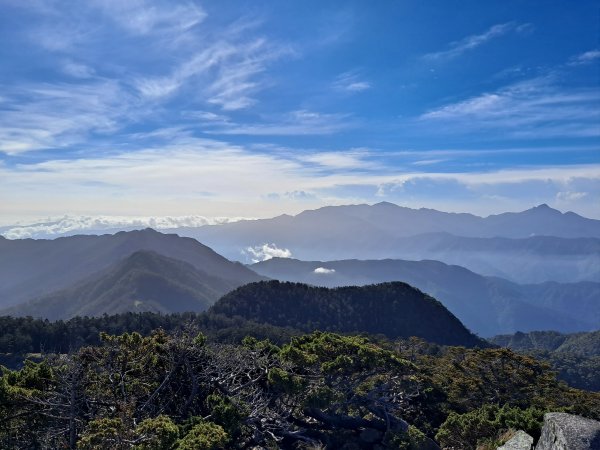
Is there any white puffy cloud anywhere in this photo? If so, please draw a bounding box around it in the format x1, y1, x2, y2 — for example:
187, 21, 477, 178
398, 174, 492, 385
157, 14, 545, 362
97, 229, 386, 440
244, 243, 293, 263
314, 267, 335, 274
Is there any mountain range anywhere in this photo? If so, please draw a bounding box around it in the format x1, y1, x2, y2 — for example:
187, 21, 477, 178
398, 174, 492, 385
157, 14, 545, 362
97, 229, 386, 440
3, 251, 240, 320
1, 202, 598, 340
250, 257, 599, 336
0, 228, 262, 309
173, 202, 600, 283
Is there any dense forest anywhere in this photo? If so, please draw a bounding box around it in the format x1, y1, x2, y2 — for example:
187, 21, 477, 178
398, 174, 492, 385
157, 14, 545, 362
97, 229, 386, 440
0, 280, 486, 356
0, 312, 299, 357
1, 312, 598, 395
490, 330, 600, 392
1, 327, 599, 449
212, 281, 485, 347
490, 330, 600, 356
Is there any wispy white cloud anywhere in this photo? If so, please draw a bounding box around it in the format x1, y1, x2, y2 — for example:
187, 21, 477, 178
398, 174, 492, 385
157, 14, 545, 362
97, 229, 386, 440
133, 42, 237, 100
265, 190, 318, 201
411, 159, 447, 166
206, 38, 293, 110
423, 22, 530, 61
333, 71, 371, 92
0, 80, 132, 154
555, 191, 587, 202
204, 110, 352, 135
568, 49, 600, 66
62, 60, 95, 78
298, 150, 374, 169
0, 6, 296, 154
91, 0, 206, 35
185, 111, 230, 122
133, 34, 291, 109
1, 137, 599, 219
420, 76, 600, 138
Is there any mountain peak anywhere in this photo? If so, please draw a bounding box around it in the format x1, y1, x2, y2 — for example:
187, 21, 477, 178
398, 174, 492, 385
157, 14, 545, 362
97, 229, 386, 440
373, 201, 399, 208
527, 204, 561, 215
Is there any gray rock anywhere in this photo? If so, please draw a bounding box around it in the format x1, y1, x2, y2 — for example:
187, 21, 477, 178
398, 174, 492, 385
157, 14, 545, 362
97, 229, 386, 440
536, 413, 600, 450
498, 430, 534, 450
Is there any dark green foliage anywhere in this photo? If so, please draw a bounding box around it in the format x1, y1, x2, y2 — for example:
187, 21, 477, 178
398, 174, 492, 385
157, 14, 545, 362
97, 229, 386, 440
435, 404, 545, 449
0, 312, 299, 362
0, 329, 598, 449
177, 422, 229, 450
211, 280, 486, 346
530, 351, 600, 392
490, 330, 600, 391
490, 330, 600, 356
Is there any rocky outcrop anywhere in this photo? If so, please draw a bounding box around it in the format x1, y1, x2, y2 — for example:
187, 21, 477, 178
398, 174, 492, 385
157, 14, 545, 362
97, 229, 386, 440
535, 413, 600, 450
498, 430, 534, 450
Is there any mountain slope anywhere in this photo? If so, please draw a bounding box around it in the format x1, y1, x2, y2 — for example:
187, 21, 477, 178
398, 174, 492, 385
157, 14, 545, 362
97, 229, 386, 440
490, 330, 600, 358
489, 330, 600, 391
5, 251, 238, 320
250, 258, 598, 336
210, 280, 486, 347
0, 229, 263, 308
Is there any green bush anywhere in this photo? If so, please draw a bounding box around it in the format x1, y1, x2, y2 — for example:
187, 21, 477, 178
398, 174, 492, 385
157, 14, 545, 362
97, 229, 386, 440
435, 404, 545, 449
177, 422, 229, 450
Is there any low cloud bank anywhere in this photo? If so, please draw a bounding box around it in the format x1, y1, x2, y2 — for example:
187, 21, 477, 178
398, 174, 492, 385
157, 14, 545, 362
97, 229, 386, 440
245, 243, 293, 263
1, 215, 250, 240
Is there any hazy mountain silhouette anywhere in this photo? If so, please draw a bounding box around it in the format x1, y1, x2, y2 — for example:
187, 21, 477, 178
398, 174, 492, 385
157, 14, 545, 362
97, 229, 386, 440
210, 280, 486, 347
3, 251, 241, 320
175, 203, 600, 283
251, 257, 598, 336
0, 229, 263, 308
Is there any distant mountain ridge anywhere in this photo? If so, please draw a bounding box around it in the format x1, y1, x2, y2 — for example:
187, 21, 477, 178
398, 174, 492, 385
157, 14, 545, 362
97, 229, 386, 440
174, 202, 600, 283
490, 330, 600, 357
0, 228, 263, 308
250, 257, 599, 336
3, 251, 239, 320
210, 280, 486, 347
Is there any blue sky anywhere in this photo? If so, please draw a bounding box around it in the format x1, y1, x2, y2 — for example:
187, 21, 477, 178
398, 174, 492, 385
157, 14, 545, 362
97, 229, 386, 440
1, 0, 599, 224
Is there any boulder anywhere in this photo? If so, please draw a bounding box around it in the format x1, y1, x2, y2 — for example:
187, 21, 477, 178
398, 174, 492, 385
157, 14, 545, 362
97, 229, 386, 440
536, 413, 600, 450
498, 430, 534, 450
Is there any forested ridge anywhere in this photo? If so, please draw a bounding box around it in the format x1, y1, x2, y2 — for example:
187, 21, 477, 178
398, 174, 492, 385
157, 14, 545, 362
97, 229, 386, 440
0, 281, 486, 356
0, 312, 299, 356
212, 281, 485, 347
